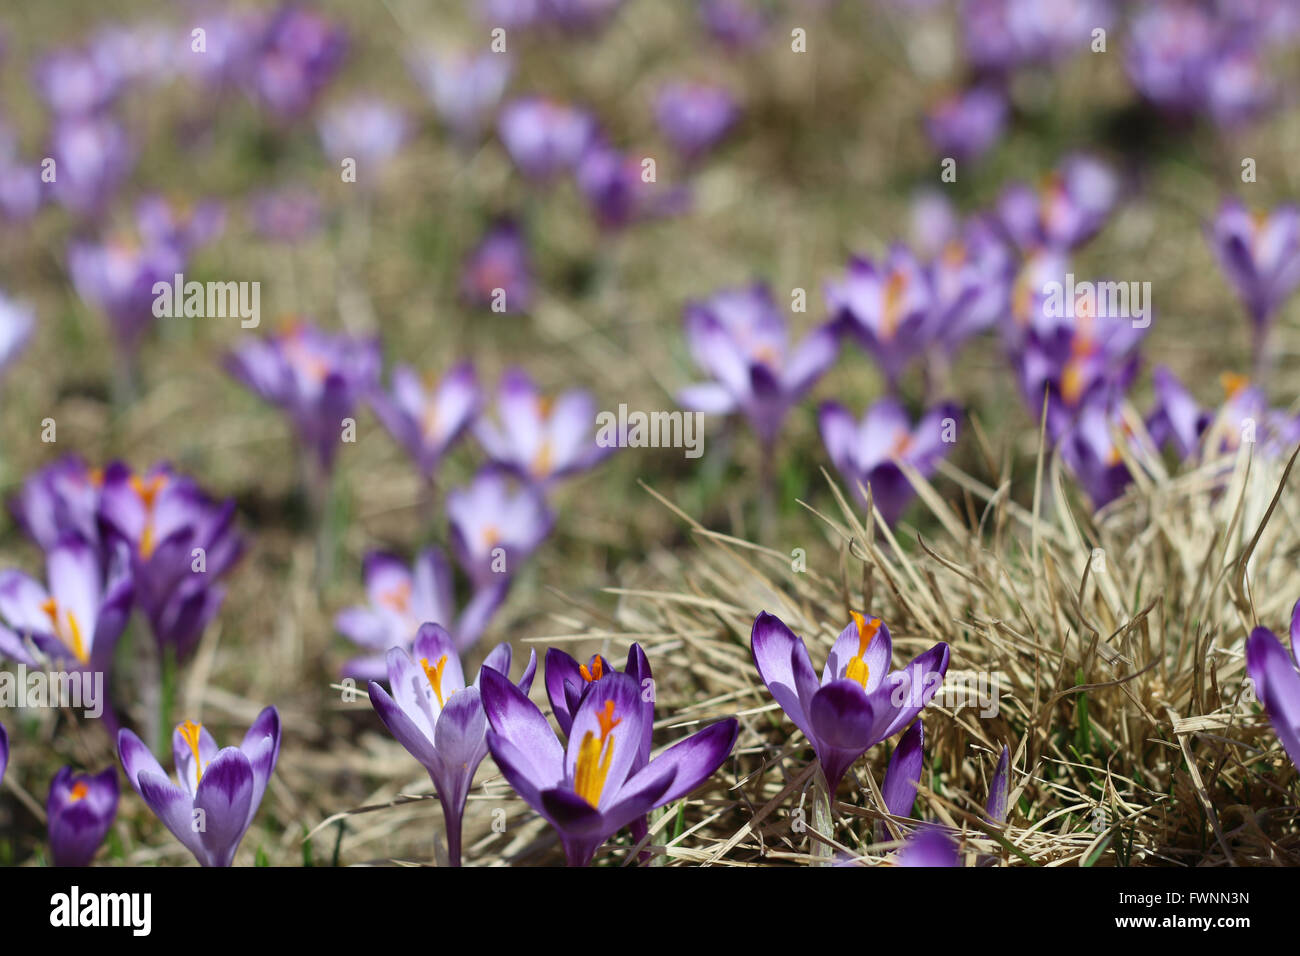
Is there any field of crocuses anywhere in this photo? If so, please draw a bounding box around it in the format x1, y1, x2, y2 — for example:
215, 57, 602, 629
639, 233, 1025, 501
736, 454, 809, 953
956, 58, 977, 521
2, 0, 1300, 897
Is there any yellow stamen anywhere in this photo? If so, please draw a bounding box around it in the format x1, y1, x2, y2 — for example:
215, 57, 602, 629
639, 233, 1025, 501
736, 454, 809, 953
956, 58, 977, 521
130, 473, 167, 559
70, 781, 89, 802
882, 270, 907, 339
41, 597, 89, 664
579, 657, 604, 683
574, 700, 620, 807
531, 440, 554, 478
845, 611, 881, 689
178, 720, 205, 786
420, 655, 449, 707
1221, 371, 1250, 399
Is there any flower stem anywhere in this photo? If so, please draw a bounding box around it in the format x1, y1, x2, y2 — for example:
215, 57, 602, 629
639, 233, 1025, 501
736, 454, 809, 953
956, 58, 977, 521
810, 765, 835, 866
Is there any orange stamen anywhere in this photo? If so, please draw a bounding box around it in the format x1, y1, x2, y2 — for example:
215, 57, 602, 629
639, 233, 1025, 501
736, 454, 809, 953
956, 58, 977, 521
845, 611, 881, 689
420, 655, 449, 707
178, 720, 205, 786
579, 657, 604, 683
574, 700, 621, 808
70, 781, 89, 802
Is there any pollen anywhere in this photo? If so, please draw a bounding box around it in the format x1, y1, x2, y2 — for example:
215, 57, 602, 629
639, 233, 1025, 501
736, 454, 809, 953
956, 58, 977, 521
420, 655, 449, 707
574, 700, 621, 808
579, 656, 604, 683
845, 611, 881, 690
70, 780, 89, 802
40, 597, 89, 664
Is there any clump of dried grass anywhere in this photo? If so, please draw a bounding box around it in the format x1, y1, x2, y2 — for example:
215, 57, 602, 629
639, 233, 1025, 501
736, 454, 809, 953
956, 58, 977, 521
444, 426, 1300, 867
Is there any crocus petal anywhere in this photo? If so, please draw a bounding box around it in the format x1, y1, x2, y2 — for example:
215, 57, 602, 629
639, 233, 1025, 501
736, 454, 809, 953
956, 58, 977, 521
881, 720, 924, 819
636, 717, 738, 806
544, 647, 584, 736
480, 666, 565, 793
897, 825, 960, 867
868, 642, 951, 742
986, 745, 1010, 824
135, 769, 208, 864
368, 680, 441, 773
750, 611, 816, 739
192, 747, 255, 867
1247, 626, 1300, 770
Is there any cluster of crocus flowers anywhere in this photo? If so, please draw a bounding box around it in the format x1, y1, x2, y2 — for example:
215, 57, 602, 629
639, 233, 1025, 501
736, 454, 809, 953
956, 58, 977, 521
481, 649, 738, 866
225, 319, 381, 475
677, 283, 839, 450
117, 707, 281, 867
47, 767, 119, 867
336, 548, 507, 679
1126, 1, 1274, 128
962, 0, 1111, 73
97, 462, 244, 658
370, 362, 482, 480
241, 4, 348, 118
827, 248, 934, 390
367, 623, 536, 866
474, 367, 610, 488
818, 398, 959, 525
751, 611, 949, 791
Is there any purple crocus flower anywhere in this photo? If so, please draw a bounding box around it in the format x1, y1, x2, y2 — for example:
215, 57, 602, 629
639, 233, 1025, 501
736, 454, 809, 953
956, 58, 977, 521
47, 767, 119, 867
370, 362, 481, 479
247, 186, 323, 242
0, 534, 133, 679
1208, 200, 1300, 337
819, 398, 959, 525
654, 83, 739, 161
997, 155, 1118, 253
678, 283, 839, 447
317, 96, 409, 175
575, 141, 691, 230
475, 368, 610, 487
461, 220, 534, 313
1246, 609, 1300, 772
97, 462, 244, 658
117, 708, 281, 867
1203, 374, 1300, 460
1145, 365, 1211, 462
497, 97, 595, 181
1058, 398, 1134, 508
336, 548, 507, 679
244, 4, 347, 118
408, 48, 511, 144
225, 320, 380, 473
897, 825, 960, 866
910, 191, 961, 261
699, 0, 769, 50
481, 666, 738, 866
0, 290, 33, 378
48, 114, 133, 217
135, 195, 225, 255
67, 233, 184, 358
986, 745, 1010, 824
446, 468, 553, 588
751, 610, 950, 790
9, 457, 104, 552
827, 248, 933, 389
924, 85, 1007, 163
927, 219, 1014, 356
368, 623, 536, 866
0, 123, 41, 222
33, 46, 122, 116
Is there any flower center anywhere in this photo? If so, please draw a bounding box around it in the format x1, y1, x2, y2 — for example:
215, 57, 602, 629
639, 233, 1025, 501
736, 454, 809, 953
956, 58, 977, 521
574, 699, 621, 808
40, 597, 89, 664
844, 610, 881, 690
179, 720, 205, 787
579, 656, 604, 683
420, 654, 449, 707
882, 270, 907, 340
130, 473, 167, 559
70, 781, 89, 802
